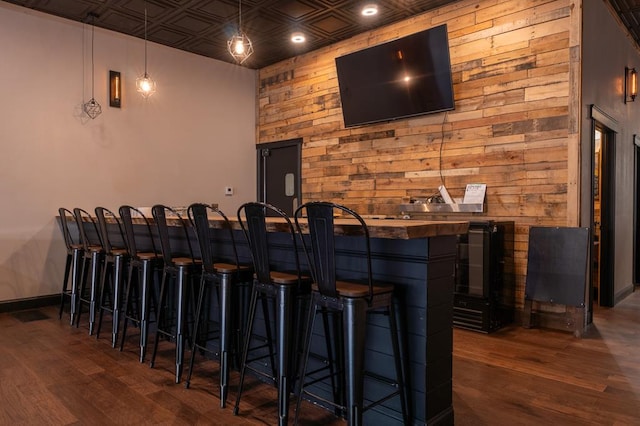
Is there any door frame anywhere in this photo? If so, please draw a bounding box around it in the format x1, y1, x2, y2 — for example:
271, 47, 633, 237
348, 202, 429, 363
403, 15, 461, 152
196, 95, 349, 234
590, 106, 617, 308
634, 135, 640, 285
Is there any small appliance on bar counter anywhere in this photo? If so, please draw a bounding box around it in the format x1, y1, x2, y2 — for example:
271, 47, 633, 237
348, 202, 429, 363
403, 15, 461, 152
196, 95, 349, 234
399, 184, 486, 218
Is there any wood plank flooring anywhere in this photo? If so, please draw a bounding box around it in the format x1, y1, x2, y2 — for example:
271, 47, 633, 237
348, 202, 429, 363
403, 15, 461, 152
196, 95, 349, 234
1, 291, 639, 425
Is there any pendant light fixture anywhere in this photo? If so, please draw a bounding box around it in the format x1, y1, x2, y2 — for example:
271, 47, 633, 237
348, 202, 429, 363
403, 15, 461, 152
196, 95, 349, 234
136, 4, 156, 98
227, 0, 253, 64
83, 13, 102, 119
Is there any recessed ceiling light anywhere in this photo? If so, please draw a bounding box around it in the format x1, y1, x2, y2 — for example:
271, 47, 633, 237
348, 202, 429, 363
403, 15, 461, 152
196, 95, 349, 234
291, 32, 306, 43
362, 4, 378, 16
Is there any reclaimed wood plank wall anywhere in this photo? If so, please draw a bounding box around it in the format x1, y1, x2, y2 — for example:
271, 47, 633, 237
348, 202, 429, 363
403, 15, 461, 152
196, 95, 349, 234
257, 0, 580, 308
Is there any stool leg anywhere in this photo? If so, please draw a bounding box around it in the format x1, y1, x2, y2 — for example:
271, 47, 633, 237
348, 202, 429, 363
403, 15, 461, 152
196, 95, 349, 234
344, 298, 367, 426
175, 265, 187, 384
96, 257, 111, 340
59, 253, 72, 319
234, 283, 259, 416
388, 301, 410, 424
185, 274, 207, 389
120, 262, 135, 353
139, 260, 153, 363
276, 284, 294, 426
219, 273, 232, 408
88, 251, 102, 335
320, 307, 339, 412
75, 255, 90, 328
150, 269, 168, 369
69, 248, 82, 326
111, 255, 124, 348
261, 296, 277, 379
294, 294, 319, 425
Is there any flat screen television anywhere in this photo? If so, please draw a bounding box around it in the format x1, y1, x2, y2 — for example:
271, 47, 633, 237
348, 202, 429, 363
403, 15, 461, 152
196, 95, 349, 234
335, 24, 455, 128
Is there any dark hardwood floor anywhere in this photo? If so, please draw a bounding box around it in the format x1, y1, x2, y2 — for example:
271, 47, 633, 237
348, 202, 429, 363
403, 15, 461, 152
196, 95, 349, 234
1, 290, 639, 425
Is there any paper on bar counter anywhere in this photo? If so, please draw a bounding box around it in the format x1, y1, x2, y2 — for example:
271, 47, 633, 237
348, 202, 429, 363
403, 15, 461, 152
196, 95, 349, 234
463, 184, 487, 204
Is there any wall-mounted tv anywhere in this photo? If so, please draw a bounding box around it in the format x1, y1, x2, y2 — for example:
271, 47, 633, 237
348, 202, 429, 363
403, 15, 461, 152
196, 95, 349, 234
335, 24, 455, 128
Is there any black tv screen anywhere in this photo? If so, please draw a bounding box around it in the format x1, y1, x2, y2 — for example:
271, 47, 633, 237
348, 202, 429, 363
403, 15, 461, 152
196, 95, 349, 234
335, 24, 455, 128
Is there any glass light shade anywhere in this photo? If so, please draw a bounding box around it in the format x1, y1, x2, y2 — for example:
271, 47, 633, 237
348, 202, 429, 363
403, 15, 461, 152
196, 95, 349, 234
227, 32, 253, 64
136, 73, 156, 98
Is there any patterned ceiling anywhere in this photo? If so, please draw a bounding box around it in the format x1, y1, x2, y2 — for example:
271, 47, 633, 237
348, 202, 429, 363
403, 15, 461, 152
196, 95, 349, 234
3, 0, 639, 69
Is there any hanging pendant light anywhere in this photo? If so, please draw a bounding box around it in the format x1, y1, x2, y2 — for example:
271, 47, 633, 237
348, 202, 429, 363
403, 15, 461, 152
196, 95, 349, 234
83, 14, 102, 119
136, 5, 156, 98
227, 0, 253, 64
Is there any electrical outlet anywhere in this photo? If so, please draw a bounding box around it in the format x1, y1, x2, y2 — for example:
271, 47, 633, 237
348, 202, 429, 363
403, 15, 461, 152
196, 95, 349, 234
224, 186, 233, 196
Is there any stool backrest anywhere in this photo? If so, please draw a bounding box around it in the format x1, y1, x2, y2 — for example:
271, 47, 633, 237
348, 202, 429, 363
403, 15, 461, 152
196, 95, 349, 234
73, 207, 103, 251
188, 203, 240, 274
58, 207, 79, 252
119, 205, 157, 258
152, 204, 195, 265
95, 206, 126, 255
237, 202, 302, 285
294, 201, 373, 302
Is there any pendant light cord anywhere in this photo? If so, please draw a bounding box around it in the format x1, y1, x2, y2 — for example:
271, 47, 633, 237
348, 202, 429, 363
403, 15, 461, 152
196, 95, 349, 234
144, 6, 148, 75
90, 19, 95, 99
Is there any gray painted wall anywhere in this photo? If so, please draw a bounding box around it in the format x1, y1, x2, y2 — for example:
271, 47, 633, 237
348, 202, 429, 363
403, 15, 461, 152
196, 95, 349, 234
582, 0, 640, 302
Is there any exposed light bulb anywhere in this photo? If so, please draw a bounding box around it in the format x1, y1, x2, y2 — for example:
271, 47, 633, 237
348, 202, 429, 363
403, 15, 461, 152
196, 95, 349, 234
234, 39, 245, 54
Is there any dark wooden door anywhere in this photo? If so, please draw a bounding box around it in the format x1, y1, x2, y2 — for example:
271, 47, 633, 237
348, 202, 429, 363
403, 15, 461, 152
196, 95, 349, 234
257, 138, 302, 216
594, 124, 616, 307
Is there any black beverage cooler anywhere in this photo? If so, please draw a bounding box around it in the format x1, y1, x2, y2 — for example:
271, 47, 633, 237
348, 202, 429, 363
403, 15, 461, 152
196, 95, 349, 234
454, 221, 515, 332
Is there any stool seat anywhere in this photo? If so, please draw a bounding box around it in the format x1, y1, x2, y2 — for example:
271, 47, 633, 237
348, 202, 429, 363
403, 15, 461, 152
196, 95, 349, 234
315, 281, 394, 298
171, 257, 200, 266
137, 252, 157, 260
213, 262, 251, 274
269, 270, 302, 285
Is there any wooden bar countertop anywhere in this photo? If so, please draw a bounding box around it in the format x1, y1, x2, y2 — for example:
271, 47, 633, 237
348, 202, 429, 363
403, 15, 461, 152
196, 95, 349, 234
142, 215, 469, 240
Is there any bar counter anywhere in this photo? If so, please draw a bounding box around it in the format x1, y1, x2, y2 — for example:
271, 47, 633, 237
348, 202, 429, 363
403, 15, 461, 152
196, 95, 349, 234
70, 213, 467, 425
148, 214, 468, 240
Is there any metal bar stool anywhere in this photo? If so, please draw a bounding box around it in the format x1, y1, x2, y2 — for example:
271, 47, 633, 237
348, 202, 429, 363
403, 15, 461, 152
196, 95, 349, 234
74, 207, 104, 335
184, 203, 253, 407
293, 201, 409, 426
119, 205, 161, 363
149, 204, 200, 383
57, 208, 84, 326
234, 202, 310, 426
94, 207, 129, 348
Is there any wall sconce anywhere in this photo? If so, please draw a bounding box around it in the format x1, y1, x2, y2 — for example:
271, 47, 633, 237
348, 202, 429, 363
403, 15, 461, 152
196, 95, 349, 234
109, 70, 121, 108
625, 66, 637, 103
